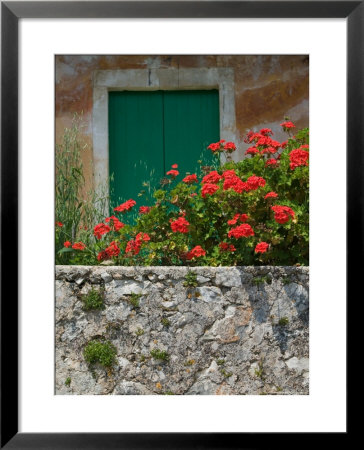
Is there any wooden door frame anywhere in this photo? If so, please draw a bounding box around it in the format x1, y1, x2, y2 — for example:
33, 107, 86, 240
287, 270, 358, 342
92, 67, 236, 199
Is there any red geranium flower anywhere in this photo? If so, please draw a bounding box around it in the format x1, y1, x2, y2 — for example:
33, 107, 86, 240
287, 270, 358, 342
55, 221, 63, 227
201, 171, 222, 185
223, 142, 236, 153
186, 245, 206, 260
97, 250, 108, 262
219, 242, 236, 252
166, 169, 179, 177
93, 223, 111, 239
139, 206, 151, 214
207, 142, 221, 153
261, 146, 278, 155
227, 213, 249, 226
255, 242, 269, 253
125, 232, 150, 256
105, 216, 125, 231
183, 174, 198, 184
260, 128, 273, 136
64, 241, 71, 248
271, 205, 295, 224
280, 121, 295, 129
72, 242, 86, 251
105, 241, 120, 258
114, 199, 136, 213
125, 239, 140, 256
201, 183, 219, 198
246, 175, 266, 190
222, 169, 236, 178
135, 232, 150, 243
264, 191, 278, 199
228, 224, 254, 239
170, 217, 190, 233
223, 174, 249, 194
265, 158, 278, 167
289, 147, 309, 170
171, 164, 178, 169
245, 146, 259, 156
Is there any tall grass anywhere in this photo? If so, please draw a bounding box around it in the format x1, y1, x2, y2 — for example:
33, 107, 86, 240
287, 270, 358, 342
55, 114, 110, 263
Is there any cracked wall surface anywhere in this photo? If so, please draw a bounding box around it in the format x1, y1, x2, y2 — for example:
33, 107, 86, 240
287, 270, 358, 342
55, 266, 309, 395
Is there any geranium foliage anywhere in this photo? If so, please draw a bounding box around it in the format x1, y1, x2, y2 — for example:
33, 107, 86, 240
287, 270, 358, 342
56, 123, 309, 266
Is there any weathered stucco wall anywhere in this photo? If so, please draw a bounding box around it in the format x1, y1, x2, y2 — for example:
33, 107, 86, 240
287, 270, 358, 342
55, 265, 309, 395
56, 55, 309, 192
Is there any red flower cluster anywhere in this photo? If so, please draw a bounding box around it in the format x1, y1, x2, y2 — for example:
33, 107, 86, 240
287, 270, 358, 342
202, 171, 222, 185
72, 242, 86, 250
261, 146, 278, 155
97, 241, 120, 261
56, 221, 63, 227
228, 224, 254, 239
223, 142, 236, 153
255, 242, 269, 253
201, 183, 219, 198
280, 121, 295, 129
245, 146, 259, 156
186, 245, 206, 260
222, 171, 249, 194
246, 175, 266, 190
264, 191, 278, 199
64, 241, 71, 248
244, 129, 282, 157
289, 146, 309, 170
219, 242, 236, 252
183, 174, 198, 184
271, 205, 295, 224
125, 232, 150, 256
166, 169, 179, 177
265, 158, 278, 167
207, 139, 236, 154
207, 142, 221, 152
260, 128, 273, 136
170, 216, 190, 233
93, 223, 111, 239
139, 206, 151, 214
171, 164, 178, 169
105, 215, 124, 231
114, 199, 136, 213
227, 213, 249, 226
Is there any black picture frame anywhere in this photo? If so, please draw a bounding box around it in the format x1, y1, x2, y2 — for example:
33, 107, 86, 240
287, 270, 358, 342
1, 1, 355, 448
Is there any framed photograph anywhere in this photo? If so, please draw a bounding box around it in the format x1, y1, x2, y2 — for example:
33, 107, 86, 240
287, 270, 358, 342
1, 1, 354, 447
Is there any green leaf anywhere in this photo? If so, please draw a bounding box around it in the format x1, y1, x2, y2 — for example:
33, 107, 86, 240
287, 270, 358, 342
58, 247, 74, 254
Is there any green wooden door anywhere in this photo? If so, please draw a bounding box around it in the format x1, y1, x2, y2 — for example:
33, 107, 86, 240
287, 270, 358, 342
109, 90, 219, 209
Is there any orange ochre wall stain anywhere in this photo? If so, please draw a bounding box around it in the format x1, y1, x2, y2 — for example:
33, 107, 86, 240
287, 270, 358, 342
55, 55, 309, 192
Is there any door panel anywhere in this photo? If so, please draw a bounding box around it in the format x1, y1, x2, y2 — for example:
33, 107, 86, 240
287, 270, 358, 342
163, 90, 219, 176
108, 91, 164, 209
108, 90, 220, 210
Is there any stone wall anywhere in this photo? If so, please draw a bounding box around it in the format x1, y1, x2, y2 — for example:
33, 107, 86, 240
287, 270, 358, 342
55, 265, 309, 395
56, 55, 309, 192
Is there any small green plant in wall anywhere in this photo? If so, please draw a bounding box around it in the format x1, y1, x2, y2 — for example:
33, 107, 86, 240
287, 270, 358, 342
255, 359, 265, 380
128, 292, 141, 309
220, 368, 233, 378
150, 349, 169, 361
183, 271, 198, 288
83, 340, 117, 368
252, 275, 272, 286
65, 377, 71, 387
161, 317, 171, 327
278, 316, 289, 326
81, 288, 104, 311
